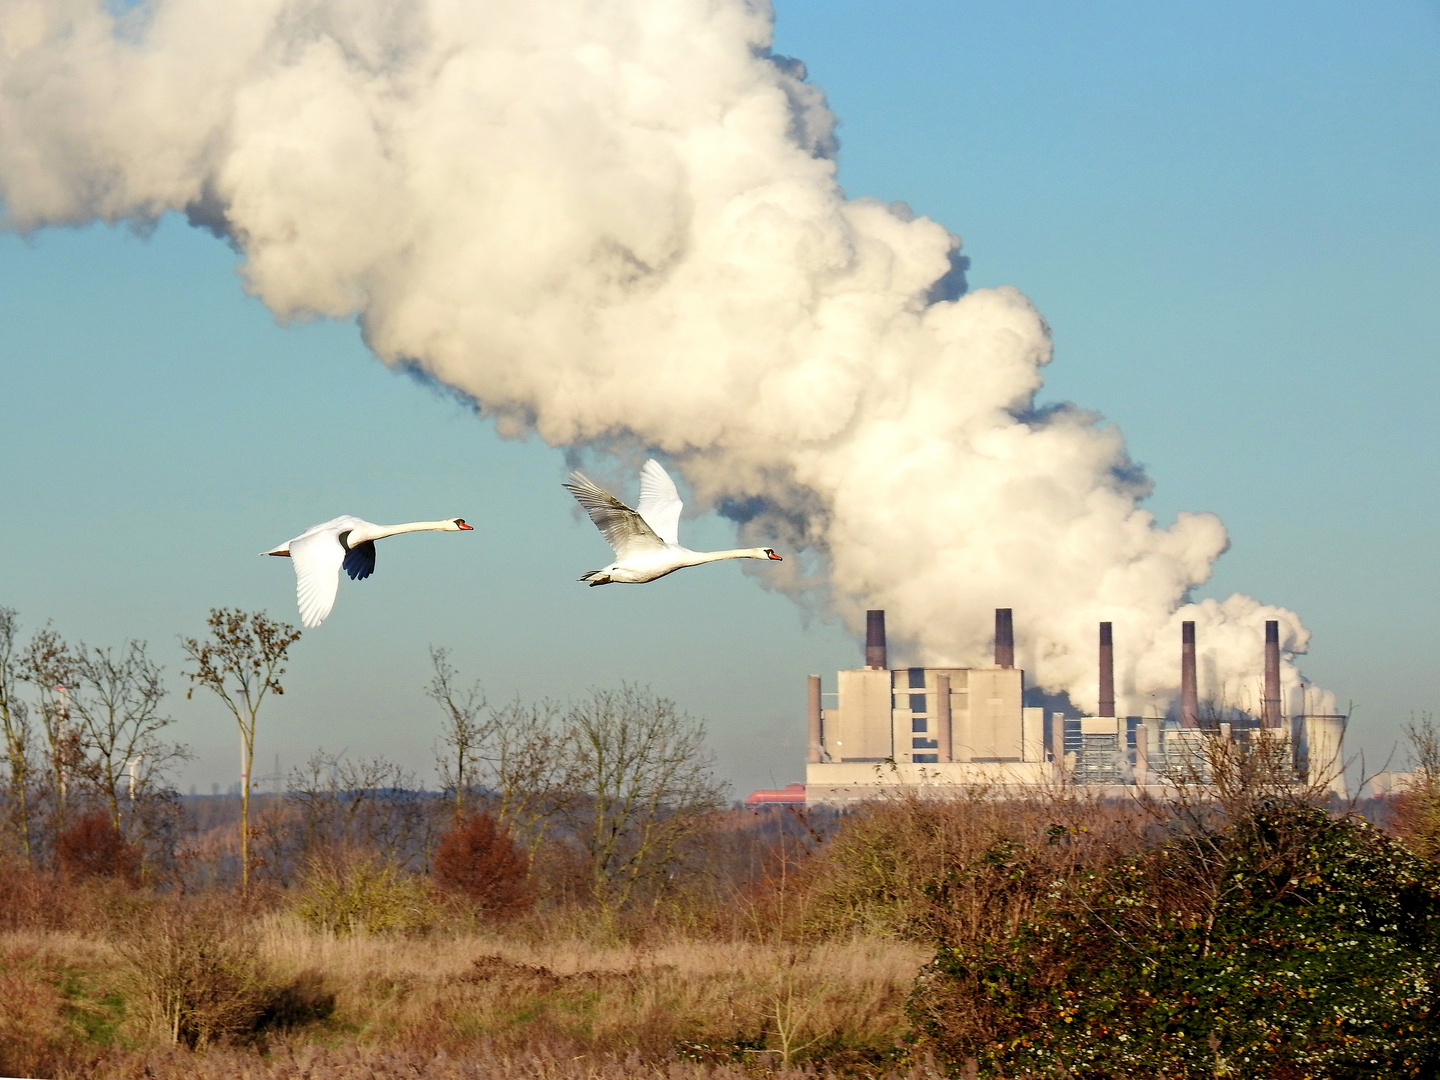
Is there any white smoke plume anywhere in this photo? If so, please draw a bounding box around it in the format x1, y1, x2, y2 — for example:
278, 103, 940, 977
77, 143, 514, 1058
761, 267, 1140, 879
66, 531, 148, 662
0, 0, 1330, 717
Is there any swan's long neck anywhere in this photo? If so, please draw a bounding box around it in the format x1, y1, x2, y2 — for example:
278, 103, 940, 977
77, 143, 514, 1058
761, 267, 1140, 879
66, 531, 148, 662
681, 547, 770, 566
348, 521, 455, 545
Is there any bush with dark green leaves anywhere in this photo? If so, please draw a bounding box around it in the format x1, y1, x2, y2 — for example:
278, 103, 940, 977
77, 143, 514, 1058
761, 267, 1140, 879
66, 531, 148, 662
910, 802, 1440, 1079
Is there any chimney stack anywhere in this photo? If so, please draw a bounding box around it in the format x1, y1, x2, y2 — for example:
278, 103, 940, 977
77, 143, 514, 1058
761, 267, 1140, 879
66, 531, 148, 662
807, 675, 823, 763
1098, 622, 1115, 718
994, 608, 1014, 669
865, 610, 887, 670
1180, 621, 1198, 728
1263, 620, 1281, 729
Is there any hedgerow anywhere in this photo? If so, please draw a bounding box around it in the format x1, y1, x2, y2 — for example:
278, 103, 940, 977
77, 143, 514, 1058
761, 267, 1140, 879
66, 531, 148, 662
910, 802, 1440, 1078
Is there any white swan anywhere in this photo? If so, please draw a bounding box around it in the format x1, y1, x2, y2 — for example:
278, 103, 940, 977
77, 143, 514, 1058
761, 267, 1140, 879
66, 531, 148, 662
262, 516, 473, 628
564, 459, 782, 586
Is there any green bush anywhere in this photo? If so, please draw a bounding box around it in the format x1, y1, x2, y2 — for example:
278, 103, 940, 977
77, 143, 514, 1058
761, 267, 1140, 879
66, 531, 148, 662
911, 802, 1440, 1078
291, 852, 441, 936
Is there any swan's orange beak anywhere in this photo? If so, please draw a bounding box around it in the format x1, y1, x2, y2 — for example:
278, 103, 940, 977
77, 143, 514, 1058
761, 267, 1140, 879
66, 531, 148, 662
457, 521, 474, 530
768, 551, 783, 560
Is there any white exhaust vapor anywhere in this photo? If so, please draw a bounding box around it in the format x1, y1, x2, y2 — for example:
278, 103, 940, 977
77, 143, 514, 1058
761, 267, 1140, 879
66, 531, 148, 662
0, 0, 1329, 716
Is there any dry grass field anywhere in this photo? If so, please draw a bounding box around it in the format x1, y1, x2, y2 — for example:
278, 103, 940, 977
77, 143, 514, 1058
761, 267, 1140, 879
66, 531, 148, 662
4, 765, 1436, 1078
0, 888, 929, 1079
254, 918, 925, 1059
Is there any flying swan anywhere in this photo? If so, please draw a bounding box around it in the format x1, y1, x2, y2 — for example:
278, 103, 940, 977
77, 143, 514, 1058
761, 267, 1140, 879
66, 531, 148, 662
263, 516, 473, 628
564, 459, 782, 586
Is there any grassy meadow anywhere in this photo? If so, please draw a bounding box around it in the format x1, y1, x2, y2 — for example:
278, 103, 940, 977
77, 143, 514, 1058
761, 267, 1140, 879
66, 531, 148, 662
0, 811, 928, 1080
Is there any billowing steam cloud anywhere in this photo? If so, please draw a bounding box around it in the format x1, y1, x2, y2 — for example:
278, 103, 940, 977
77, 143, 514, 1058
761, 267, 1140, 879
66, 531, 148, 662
0, 0, 1329, 716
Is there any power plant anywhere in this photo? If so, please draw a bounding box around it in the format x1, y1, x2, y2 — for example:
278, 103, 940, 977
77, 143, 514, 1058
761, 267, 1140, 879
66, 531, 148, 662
801, 609, 1346, 805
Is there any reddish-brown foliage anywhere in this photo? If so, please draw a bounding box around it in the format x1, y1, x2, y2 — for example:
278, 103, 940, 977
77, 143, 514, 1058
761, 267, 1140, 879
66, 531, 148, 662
432, 813, 534, 918
57, 810, 141, 885
0, 962, 73, 1078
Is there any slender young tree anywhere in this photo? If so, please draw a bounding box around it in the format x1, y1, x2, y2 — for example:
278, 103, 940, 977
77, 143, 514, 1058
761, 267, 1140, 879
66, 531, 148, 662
0, 608, 34, 862
182, 609, 301, 889
18, 628, 81, 843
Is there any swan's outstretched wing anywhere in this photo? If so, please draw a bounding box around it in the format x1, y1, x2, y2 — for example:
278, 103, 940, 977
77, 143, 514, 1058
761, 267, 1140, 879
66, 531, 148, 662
564, 471, 665, 557
285, 518, 361, 628
636, 459, 683, 546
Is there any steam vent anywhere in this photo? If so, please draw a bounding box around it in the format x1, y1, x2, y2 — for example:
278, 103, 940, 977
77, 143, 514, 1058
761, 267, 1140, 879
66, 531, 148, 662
801, 610, 1346, 806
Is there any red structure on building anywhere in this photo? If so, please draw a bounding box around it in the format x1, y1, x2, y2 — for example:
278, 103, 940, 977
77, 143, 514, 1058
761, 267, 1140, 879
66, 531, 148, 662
745, 783, 806, 805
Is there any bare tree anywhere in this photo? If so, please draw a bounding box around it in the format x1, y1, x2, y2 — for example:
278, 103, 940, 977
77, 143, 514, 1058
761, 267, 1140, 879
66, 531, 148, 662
1405, 714, 1440, 782
182, 609, 301, 889
485, 697, 574, 849
0, 608, 34, 862
426, 647, 491, 820
287, 750, 436, 867
66, 641, 189, 835
1203, 724, 1305, 812
18, 627, 82, 841
425, 648, 572, 849
1394, 714, 1440, 859
562, 685, 726, 915
423, 658, 728, 908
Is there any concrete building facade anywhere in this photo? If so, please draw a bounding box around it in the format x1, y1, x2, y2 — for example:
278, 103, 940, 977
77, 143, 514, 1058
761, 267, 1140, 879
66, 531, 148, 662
806, 610, 1050, 804
803, 609, 1347, 806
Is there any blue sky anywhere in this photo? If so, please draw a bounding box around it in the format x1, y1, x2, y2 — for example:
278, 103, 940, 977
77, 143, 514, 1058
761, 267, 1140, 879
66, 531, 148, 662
1, 0, 1437, 795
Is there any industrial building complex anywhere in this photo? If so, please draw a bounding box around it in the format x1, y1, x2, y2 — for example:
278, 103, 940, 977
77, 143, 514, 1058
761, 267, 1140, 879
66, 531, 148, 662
800, 609, 1347, 806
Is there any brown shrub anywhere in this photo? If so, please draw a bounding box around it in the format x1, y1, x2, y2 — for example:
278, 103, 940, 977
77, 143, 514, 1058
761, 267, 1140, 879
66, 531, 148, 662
0, 859, 150, 936
432, 813, 535, 918
801, 791, 1142, 942
57, 810, 141, 886
0, 963, 71, 1077
0, 862, 66, 932
117, 895, 271, 1049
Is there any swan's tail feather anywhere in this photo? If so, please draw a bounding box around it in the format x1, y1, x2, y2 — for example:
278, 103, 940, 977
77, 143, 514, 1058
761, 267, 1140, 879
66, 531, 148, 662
579, 569, 611, 586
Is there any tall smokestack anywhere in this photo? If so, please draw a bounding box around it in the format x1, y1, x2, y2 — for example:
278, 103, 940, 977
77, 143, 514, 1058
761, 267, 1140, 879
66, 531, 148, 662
865, 610, 887, 670
994, 608, 1014, 669
807, 675, 822, 763
936, 673, 953, 763
1181, 621, 1198, 729
1263, 620, 1281, 729
1098, 622, 1115, 718
1051, 712, 1066, 779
